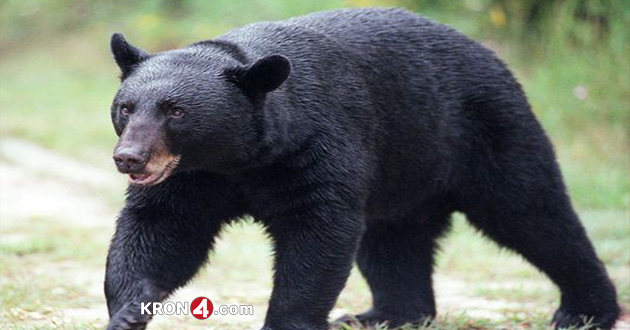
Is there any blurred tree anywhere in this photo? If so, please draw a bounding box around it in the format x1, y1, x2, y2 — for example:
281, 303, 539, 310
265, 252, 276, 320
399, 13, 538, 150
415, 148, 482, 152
162, 0, 188, 18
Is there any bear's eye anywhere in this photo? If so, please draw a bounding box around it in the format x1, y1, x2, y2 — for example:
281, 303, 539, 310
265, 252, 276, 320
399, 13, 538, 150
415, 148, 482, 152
170, 108, 185, 119
120, 105, 132, 116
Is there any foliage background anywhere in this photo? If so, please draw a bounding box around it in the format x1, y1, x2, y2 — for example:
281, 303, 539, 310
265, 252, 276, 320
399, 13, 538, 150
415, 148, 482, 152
1, 0, 628, 209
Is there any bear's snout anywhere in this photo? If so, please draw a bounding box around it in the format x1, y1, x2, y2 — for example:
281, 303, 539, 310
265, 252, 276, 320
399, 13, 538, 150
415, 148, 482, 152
113, 146, 149, 174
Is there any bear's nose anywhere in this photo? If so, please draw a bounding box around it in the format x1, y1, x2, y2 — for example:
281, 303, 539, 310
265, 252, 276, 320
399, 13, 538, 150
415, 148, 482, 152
113, 147, 148, 173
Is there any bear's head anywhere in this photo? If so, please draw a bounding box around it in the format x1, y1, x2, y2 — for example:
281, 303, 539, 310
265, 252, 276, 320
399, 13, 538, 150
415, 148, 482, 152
109, 33, 291, 185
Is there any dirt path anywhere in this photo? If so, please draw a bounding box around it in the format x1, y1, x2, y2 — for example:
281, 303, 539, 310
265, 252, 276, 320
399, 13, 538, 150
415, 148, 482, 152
1, 138, 627, 330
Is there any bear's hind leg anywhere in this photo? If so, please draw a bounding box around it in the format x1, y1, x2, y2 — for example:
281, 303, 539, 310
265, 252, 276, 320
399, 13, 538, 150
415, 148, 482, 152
336, 209, 451, 328
460, 180, 620, 329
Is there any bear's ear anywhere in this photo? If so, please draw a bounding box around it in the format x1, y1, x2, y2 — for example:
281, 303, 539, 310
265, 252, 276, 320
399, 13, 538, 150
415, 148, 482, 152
226, 55, 291, 95
110, 33, 149, 80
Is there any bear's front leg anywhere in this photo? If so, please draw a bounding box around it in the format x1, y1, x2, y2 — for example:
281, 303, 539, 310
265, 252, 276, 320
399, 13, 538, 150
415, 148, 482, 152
104, 172, 241, 330
262, 205, 364, 330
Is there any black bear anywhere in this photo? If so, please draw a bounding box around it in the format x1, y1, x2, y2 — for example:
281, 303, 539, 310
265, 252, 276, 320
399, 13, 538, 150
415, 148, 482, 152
104, 7, 620, 330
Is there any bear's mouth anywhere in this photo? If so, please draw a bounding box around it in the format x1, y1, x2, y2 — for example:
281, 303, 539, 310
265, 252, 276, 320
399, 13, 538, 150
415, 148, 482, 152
128, 155, 181, 186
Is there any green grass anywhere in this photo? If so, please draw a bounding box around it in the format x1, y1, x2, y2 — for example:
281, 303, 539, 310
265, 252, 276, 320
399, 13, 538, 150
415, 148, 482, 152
0, 217, 109, 264
335, 315, 602, 330
0, 323, 102, 330
0, 36, 119, 165
1, 209, 627, 329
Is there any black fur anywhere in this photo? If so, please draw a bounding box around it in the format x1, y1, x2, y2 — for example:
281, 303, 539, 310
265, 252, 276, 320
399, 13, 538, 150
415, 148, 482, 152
105, 8, 620, 330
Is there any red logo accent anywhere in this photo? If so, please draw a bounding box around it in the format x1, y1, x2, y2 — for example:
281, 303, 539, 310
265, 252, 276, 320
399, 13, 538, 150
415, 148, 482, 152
190, 296, 213, 319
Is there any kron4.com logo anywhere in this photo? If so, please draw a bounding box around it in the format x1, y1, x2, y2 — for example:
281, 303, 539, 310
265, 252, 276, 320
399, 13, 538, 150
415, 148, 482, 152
141, 297, 254, 319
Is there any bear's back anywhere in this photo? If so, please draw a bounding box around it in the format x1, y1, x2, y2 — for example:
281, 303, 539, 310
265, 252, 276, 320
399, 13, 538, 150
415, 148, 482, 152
212, 8, 540, 216
284, 7, 456, 53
